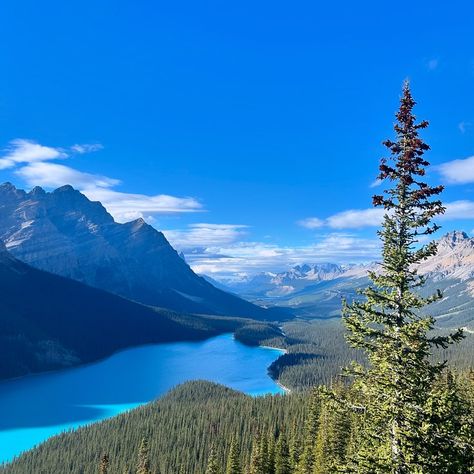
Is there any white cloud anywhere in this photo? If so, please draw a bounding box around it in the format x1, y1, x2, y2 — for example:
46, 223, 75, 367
297, 217, 324, 229
326, 208, 385, 229
0, 139, 67, 170
164, 223, 248, 249
437, 156, 474, 184
458, 122, 472, 134
2, 138, 203, 221
369, 178, 382, 188
168, 229, 381, 278
70, 143, 103, 154
310, 233, 380, 258
17, 162, 120, 189
189, 235, 381, 277
299, 208, 385, 230
87, 189, 202, 222
444, 200, 474, 219
299, 199, 474, 233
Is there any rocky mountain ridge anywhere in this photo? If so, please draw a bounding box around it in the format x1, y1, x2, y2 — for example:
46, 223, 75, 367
0, 182, 267, 319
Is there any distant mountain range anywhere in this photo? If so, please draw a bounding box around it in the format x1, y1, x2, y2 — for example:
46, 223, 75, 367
0, 183, 267, 319
219, 262, 370, 297
219, 231, 474, 329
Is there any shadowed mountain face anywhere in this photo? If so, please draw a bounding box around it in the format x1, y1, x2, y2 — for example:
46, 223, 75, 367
0, 241, 237, 380
0, 183, 267, 319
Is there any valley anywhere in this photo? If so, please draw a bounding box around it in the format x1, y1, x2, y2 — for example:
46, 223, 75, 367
0, 184, 473, 471
3, 2, 474, 471
221, 231, 474, 330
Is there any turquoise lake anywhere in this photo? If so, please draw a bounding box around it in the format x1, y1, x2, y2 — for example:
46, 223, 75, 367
0, 334, 284, 464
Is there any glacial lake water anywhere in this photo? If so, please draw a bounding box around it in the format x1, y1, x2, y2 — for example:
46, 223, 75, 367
0, 334, 284, 464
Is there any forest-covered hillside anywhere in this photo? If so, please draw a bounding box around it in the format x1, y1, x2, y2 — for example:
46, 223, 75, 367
0, 239, 257, 380
0, 381, 305, 473
2, 375, 473, 473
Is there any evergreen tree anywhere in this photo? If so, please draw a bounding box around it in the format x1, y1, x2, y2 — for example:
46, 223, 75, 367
289, 423, 302, 471
265, 435, 275, 474
342, 82, 465, 472
99, 453, 109, 474
249, 432, 266, 474
297, 389, 320, 474
225, 438, 241, 474
136, 437, 151, 474
312, 389, 350, 474
274, 433, 291, 474
206, 444, 221, 474
260, 434, 270, 473
424, 370, 474, 471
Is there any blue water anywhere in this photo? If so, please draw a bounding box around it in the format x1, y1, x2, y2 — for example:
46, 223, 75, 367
0, 334, 284, 464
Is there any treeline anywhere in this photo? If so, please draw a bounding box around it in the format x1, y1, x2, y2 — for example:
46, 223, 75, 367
99, 371, 474, 473
234, 323, 285, 347
4, 374, 471, 473
212, 372, 473, 473
251, 319, 474, 391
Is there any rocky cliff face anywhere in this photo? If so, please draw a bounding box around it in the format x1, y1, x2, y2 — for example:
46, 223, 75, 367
418, 231, 474, 280
0, 183, 267, 318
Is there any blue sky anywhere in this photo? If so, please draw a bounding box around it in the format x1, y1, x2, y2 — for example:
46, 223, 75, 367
0, 0, 473, 278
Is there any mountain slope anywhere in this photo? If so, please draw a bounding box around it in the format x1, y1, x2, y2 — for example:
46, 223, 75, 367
0, 242, 244, 380
0, 381, 307, 474
0, 183, 267, 319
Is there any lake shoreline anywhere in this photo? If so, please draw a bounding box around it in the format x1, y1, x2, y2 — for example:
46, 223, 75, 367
258, 344, 292, 394
0, 332, 285, 464
0, 332, 225, 386
0, 331, 289, 393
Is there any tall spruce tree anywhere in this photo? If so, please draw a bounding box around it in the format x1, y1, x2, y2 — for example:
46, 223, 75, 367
249, 432, 266, 474
265, 435, 275, 474
275, 432, 291, 474
424, 370, 474, 470
226, 438, 241, 474
289, 421, 302, 472
312, 387, 350, 474
342, 82, 465, 472
136, 437, 151, 474
206, 444, 221, 474
297, 389, 321, 474
99, 453, 109, 474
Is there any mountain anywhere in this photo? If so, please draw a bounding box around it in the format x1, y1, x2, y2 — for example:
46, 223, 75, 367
0, 241, 249, 381
222, 262, 360, 299
417, 231, 474, 280
222, 232, 474, 328
0, 183, 267, 319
